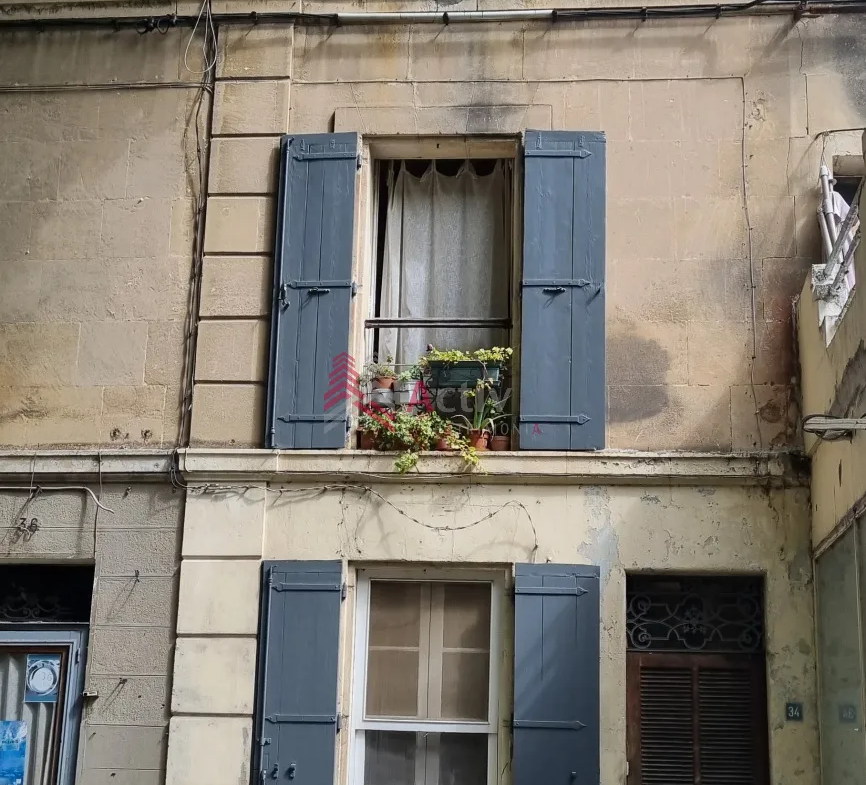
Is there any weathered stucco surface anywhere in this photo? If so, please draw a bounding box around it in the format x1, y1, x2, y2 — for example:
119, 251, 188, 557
169, 474, 815, 785
0, 482, 183, 785
798, 183, 866, 547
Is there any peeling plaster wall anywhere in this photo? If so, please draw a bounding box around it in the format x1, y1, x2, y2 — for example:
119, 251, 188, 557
0, 483, 184, 785
798, 183, 866, 547
169, 479, 816, 785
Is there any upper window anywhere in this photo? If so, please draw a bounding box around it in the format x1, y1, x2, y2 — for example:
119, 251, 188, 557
352, 573, 501, 785
266, 131, 606, 452
366, 158, 512, 366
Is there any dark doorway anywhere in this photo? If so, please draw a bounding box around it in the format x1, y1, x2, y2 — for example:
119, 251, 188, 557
625, 576, 769, 785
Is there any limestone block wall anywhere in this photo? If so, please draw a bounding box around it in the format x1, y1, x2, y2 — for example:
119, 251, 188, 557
0, 482, 183, 785
1, 13, 865, 452
192, 13, 866, 451
0, 29, 203, 448
167, 472, 816, 785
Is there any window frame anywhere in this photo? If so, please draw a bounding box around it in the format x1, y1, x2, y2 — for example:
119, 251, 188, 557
350, 567, 505, 785
360, 137, 522, 368
0, 627, 87, 785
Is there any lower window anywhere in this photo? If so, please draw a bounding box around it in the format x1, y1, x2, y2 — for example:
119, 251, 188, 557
352, 572, 502, 785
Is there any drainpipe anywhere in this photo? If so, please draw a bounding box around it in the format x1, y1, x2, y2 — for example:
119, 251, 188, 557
819, 163, 839, 254
335, 10, 557, 23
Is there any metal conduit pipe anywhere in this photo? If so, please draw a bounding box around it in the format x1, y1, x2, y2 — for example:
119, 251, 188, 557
3, 0, 866, 29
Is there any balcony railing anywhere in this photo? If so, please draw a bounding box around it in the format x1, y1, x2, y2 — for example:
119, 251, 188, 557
812, 165, 862, 342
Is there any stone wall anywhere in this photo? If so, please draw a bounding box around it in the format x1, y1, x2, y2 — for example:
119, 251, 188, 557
2, 14, 865, 451
0, 29, 203, 448
0, 481, 183, 785
192, 14, 866, 451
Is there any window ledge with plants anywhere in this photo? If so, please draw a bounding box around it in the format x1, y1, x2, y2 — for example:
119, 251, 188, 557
357, 346, 514, 474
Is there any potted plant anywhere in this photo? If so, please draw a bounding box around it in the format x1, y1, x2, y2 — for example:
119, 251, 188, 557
368, 356, 397, 390
419, 346, 513, 389
359, 410, 479, 473
489, 428, 511, 451
455, 383, 510, 452
358, 410, 392, 450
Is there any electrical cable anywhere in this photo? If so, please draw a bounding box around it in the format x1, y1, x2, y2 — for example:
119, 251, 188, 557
183, 0, 218, 76
0, 485, 116, 514
168, 452, 540, 558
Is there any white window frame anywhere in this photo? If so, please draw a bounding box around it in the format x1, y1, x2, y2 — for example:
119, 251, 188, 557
350, 567, 504, 785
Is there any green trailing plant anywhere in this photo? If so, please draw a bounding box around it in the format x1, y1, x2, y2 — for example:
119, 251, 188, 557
358, 409, 480, 473
395, 365, 422, 383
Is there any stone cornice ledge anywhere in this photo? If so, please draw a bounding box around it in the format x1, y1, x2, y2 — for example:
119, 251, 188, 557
177, 449, 808, 487
0, 450, 173, 482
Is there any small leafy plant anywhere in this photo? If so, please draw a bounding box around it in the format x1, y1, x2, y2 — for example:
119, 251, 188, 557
358, 409, 479, 473
365, 355, 397, 384
420, 346, 513, 368
455, 383, 512, 434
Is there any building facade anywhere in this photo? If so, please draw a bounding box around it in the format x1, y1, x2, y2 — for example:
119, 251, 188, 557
1, 1, 866, 784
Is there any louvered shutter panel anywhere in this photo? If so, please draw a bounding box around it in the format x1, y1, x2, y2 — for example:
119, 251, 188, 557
627, 654, 767, 785
519, 130, 606, 450
697, 667, 759, 785
255, 561, 343, 785
633, 665, 695, 785
513, 563, 600, 785
267, 133, 359, 449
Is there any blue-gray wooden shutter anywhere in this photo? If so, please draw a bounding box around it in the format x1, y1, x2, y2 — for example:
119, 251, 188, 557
255, 561, 343, 785
513, 563, 600, 785
267, 133, 359, 449
519, 131, 606, 450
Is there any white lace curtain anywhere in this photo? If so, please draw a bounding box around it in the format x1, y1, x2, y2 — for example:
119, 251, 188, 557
378, 160, 510, 367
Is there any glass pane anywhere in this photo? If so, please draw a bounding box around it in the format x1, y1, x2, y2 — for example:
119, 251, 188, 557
438, 734, 487, 785
440, 653, 489, 721
364, 731, 418, 785
816, 527, 866, 785
443, 584, 491, 649
363, 732, 488, 785
366, 650, 420, 718
370, 583, 423, 647
0, 650, 63, 785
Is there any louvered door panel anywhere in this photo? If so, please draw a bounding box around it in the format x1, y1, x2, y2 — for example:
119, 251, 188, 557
639, 668, 694, 785
627, 653, 768, 785
698, 669, 755, 785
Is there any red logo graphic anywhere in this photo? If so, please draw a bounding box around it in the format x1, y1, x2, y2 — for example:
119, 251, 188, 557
323, 353, 433, 433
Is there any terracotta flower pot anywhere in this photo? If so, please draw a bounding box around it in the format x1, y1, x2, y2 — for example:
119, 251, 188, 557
469, 429, 489, 450
374, 376, 395, 390
359, 430, 377, 450
435, 437, 454, 451
490, 435, 510, 451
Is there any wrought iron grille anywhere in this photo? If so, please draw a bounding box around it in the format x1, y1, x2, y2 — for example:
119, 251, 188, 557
626, 576, 764, 654
0, 565, 94, 624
